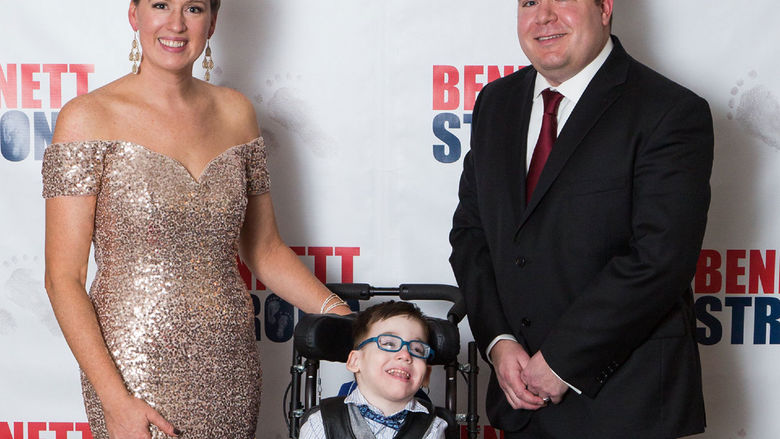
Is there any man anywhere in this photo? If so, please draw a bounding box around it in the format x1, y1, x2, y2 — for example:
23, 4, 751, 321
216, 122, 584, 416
449, 0, 711, 437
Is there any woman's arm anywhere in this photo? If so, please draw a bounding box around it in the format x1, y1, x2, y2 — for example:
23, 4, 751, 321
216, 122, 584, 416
44, 101, 178, 439
45, 196, 178, 438
238, 193, 351, 315
227, 87, 349, 316
45, 195, 125, 403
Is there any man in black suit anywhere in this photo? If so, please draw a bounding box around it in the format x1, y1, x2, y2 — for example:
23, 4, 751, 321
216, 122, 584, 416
449, 0, 712, 437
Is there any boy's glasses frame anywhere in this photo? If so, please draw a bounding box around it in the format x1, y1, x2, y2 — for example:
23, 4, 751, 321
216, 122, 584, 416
357, 334, 434, 360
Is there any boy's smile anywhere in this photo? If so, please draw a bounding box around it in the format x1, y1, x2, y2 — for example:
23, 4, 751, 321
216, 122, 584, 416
386, 367, 411, 381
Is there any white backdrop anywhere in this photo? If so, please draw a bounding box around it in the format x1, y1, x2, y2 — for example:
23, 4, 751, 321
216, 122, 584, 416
1, 1, 778, 438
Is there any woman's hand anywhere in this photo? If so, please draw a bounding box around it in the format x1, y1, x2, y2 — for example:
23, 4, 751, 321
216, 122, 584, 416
104, 394, 179, 439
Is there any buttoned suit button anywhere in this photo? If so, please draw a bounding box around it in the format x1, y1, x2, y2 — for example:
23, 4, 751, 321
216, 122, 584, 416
521, 318, 531, 327
515, 257, 527, 267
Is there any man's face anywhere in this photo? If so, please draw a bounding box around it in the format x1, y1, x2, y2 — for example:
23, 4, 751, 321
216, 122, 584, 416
347, 316, 431, 415
517, 0, 613, 86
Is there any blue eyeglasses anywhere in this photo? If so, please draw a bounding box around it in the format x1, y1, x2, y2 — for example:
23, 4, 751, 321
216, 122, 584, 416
357, 334, 434, 360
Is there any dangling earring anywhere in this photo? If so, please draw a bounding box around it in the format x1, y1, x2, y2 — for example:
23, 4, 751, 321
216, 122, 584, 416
129, 31, 141, 74
202, 39, 214, 82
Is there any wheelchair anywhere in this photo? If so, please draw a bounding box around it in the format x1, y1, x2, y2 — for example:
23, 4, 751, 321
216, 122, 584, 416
284, 284, 480, 439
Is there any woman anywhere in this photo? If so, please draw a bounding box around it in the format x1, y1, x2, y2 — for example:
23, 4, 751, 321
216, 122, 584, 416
42, 1, 350, 438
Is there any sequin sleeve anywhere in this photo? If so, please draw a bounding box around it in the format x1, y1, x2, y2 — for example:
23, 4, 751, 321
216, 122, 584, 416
41, 141, 109, 198
245, 137, 270, 195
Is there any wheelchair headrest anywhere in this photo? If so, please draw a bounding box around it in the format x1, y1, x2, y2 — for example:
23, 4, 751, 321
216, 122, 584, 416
293, 313, 460, 365
294, 313, 354, 363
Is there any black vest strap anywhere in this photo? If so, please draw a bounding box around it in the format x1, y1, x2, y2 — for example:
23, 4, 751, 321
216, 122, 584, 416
319, 396, 357, 439
314, 396, 437, 439
396, 398, 436, 439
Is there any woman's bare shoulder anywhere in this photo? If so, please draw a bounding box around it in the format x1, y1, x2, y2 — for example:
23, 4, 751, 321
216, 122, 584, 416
53, 95, 108, 144
209, 84, 260, 140
212, 84, 256, 116
53, 76, 135, 143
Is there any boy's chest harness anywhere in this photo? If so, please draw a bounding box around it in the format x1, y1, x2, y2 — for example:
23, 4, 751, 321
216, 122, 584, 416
313, 396, 436, 439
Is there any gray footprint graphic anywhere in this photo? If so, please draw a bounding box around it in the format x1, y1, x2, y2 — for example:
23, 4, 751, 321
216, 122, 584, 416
0, 308, 17, 335
3, 255, 60, 335
254, 74, 338, 159
728, 70, 780, 150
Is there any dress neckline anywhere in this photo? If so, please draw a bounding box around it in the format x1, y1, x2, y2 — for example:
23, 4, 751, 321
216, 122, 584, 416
119, 137, 262, 183
53, 136, 263, 184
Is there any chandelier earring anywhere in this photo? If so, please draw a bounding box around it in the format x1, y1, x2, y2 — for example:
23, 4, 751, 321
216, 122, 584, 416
129, 31, 141, 74
202, 39, 214, 82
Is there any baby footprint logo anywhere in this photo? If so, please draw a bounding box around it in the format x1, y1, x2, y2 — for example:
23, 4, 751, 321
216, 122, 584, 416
264, 294, 294, 343
2, 254, 60, 335
254, 74, 338, 159
728, 70, 780, 150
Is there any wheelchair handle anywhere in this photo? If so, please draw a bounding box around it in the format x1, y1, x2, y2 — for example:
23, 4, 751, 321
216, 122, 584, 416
446, 297, 467, 325
325, 283, 466, 323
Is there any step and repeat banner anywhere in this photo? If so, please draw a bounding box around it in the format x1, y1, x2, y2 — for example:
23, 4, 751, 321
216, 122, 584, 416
1, 1, 778, 438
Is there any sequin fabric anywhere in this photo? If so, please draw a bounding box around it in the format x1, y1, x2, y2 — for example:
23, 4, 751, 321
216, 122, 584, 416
42, 138, 269, 439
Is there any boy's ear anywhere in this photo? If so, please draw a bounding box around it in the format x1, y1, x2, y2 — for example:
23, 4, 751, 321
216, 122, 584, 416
346, 350, 361, 373
422, 365, 432, 387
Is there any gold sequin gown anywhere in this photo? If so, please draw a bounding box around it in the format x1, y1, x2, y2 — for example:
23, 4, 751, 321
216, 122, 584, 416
42, 138, 268, 439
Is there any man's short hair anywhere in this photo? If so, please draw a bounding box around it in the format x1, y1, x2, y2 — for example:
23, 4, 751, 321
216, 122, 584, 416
352, 301, 430, 348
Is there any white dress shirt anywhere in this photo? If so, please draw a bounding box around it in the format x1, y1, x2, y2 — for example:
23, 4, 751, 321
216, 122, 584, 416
299, 387, 448, 439
525, 38, 614, 170
486, 38, 615, 394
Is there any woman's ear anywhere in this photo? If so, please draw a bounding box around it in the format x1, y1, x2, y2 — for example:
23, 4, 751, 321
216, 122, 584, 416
346, 350, 361, 373
128, 0, 138, 31
208, 10, 218, 38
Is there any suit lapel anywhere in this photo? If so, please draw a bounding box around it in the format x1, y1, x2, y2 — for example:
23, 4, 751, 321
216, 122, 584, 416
517, 38, 631, 231
505, 70, 537, 223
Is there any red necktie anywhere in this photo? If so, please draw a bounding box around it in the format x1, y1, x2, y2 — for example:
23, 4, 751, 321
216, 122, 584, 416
526, 89, 564, 202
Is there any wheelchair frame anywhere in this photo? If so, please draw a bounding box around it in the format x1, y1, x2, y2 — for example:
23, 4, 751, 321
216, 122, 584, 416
285, 284, 480, 439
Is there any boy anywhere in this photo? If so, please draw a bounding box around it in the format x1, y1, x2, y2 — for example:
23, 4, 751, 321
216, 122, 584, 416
299, 301, 448, 439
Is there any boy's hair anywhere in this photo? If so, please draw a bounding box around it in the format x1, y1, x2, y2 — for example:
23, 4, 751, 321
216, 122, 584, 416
352, 301, 430, 349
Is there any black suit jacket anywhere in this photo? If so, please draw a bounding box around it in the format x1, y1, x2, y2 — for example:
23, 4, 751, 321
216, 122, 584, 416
450, 37, 711, 438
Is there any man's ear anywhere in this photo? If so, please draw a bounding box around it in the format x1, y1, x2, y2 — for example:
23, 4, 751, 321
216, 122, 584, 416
600, 0, 614, 27
346, 350, 361, 373
422, 365, 432, 387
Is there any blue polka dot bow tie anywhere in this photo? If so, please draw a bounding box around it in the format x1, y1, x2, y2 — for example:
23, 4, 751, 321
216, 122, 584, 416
358, 405, 409, 430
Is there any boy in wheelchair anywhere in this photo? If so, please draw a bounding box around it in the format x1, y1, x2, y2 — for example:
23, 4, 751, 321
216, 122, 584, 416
299, 301, 448, 439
